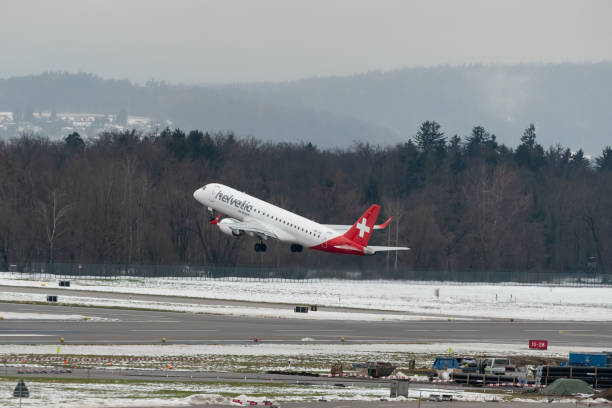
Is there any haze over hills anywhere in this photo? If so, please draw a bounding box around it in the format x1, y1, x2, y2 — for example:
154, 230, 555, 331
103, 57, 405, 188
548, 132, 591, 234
237, 63, 612, 153
1, 62, 611, 153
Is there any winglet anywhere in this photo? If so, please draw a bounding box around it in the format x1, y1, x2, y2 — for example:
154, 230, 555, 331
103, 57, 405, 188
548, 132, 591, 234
375, 216, 393, 230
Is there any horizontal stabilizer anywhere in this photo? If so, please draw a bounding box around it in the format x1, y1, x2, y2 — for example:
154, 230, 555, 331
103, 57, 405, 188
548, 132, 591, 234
324, 217, 392, 233
367, 245, 410, 253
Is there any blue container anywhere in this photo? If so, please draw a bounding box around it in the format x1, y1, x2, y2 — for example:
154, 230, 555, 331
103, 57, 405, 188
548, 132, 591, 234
432, 358, 459, 370
568, 352, 612, 367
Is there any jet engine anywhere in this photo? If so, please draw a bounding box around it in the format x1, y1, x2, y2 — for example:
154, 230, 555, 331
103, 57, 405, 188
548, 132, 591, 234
217, 218, 242, 237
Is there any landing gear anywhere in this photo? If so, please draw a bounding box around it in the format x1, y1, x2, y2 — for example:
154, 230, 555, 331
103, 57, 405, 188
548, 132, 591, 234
255, 242, 267, 252
290, 244, 303, 253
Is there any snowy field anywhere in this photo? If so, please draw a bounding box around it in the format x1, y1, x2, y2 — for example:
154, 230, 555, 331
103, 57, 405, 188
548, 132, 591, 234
0, 377, 529, 408
0, 311, 114, 321
0, 378, 386, 408
0, 342, 606, 407
0, 290, 469, 322
1, 272, 612, 321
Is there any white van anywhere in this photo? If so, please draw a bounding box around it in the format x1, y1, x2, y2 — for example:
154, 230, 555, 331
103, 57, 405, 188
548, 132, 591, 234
482, 358, 512, 375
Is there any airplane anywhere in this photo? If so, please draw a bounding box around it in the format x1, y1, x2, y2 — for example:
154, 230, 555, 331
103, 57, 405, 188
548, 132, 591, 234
193, 183, 410, 256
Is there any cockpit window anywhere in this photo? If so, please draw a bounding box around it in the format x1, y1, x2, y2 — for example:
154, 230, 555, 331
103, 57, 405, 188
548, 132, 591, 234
200, 185, 207, 191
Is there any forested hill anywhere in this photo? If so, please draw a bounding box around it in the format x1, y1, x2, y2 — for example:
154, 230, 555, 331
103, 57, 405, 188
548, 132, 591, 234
1, 124, 611, 273
0, 73, 399, 148
2, 63, 612, 151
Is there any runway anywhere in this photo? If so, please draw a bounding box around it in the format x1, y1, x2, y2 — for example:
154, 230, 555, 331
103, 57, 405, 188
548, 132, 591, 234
1, 301, 611, 346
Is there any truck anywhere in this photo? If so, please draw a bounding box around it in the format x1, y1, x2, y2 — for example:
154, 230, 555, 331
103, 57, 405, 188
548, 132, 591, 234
432, 357, 478, 372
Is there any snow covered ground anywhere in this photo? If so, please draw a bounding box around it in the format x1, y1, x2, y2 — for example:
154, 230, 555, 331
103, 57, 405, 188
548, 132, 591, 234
0, 311, 114, 321
3, 378, 604, 407
0, 290, 471, 322
0, 378, 520, 408
1, 272, 611, 321
0, 342, 604, 407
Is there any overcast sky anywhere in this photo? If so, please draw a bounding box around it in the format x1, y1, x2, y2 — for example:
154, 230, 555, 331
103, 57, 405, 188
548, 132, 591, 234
2, 0, 612, 84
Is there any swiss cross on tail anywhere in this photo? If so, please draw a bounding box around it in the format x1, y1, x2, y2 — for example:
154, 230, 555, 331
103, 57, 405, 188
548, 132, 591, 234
344, 204, 380, 246
356, 218, 370, 237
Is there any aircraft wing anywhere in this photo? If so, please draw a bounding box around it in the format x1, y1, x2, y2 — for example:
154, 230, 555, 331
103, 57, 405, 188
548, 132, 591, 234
324, 216, 393, 233
224, 219, 279, 240
367, 246, 410, 253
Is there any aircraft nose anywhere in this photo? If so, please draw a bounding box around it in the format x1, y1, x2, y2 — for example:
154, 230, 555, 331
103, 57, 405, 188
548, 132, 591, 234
193, 188, 204, 203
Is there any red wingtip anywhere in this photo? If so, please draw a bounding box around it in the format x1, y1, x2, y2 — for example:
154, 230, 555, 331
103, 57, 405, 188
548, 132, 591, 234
377, 216, 393, 229
209, 213, 222, 225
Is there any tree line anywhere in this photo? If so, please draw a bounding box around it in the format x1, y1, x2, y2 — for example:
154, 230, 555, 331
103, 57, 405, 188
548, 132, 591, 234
1, 123, 611, 273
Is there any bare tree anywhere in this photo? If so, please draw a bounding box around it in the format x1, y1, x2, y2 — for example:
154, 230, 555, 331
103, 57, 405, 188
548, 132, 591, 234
37, 189, 72, 263
461, 164, 532, 270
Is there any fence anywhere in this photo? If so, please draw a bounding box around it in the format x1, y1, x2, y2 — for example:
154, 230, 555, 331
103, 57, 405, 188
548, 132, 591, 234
6, 262, 612, 287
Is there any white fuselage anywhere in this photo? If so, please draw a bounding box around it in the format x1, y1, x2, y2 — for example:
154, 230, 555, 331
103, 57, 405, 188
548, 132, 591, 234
193, 183, 338, 247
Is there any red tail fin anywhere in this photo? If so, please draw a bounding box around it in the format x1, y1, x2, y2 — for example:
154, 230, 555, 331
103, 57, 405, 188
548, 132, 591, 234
343, 204, 380, 246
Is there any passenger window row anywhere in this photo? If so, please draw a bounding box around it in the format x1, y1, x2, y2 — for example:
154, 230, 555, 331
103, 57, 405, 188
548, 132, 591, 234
253, 207, 320, 238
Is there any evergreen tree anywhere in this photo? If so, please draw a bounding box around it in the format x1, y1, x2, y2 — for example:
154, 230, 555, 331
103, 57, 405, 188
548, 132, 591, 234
515, 123, 545, 170
187, 130, 204, 158
465, 126, 496, 157
570, 149, 590, 169
596, 146, 612, 172
169, 128, 187, 159
448, 134, 465, 174
414, 121, 445, 153
64, 132, 85, 151
520, 123, 537, 148
201, 132, 217, 161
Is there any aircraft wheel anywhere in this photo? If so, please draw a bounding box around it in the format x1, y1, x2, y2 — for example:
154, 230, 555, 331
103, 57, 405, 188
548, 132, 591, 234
291, 244, 303, 253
